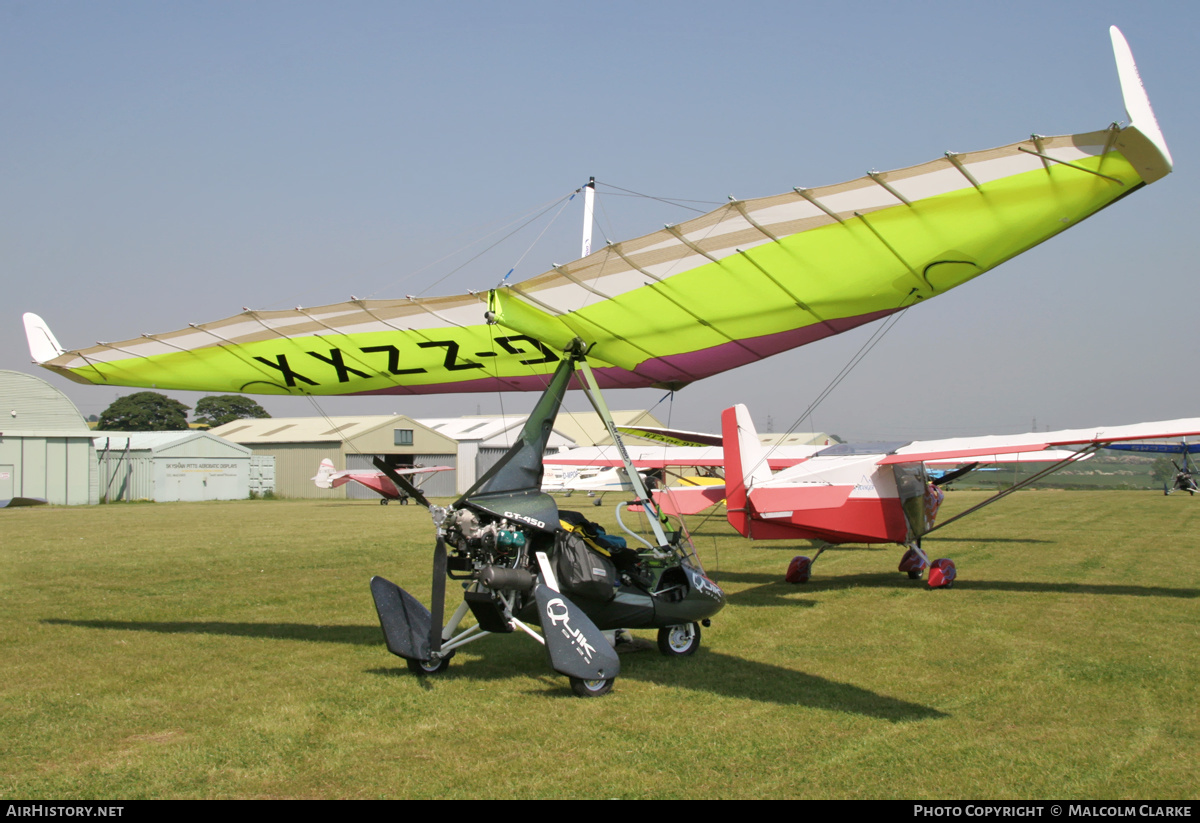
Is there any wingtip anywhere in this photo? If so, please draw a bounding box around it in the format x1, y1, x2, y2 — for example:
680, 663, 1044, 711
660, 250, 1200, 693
1109, 25, 1173, 181
22, 313, 66, 364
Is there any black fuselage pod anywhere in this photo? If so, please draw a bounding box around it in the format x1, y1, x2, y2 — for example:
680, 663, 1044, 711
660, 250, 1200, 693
516, 559, 725, 631
534, 584, 621, 682
648, 561, 725, 627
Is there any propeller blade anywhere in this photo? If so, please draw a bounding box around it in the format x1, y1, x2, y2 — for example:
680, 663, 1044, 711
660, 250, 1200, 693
430, 535, 448, 654
372, 457, 433, 509
932, 462, 979, 487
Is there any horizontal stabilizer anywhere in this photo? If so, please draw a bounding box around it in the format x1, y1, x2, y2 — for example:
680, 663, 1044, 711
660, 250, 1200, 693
652, 484, 727, 517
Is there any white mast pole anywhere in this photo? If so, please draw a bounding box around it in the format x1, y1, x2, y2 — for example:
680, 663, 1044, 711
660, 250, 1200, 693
581, 177, 595, 259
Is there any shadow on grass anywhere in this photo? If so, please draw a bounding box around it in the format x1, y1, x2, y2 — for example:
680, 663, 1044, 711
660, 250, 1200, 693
42, 618, 382, 645
716, 572, 1198, 602
924, 536, 1053, 545
741, 537, 1052, 551
370, 650, 945, 721
44, 618, 944, 720
631, 650, 946, 720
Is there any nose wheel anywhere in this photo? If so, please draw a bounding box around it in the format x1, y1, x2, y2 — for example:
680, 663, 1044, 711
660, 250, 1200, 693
657, 622, 701, 657
406, 653, 454, 675
570, 677, 614, 697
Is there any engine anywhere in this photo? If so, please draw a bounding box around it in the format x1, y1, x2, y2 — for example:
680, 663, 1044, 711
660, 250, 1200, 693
443, 507, 536, 573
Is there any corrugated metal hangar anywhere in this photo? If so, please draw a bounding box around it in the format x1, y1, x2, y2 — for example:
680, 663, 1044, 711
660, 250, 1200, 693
92, 431, 265, 502
211, 415, 464, 498
211, 413, 587, 498
1, 371, 274, 505
1, 368, 671, 504
0, 370, 98, 505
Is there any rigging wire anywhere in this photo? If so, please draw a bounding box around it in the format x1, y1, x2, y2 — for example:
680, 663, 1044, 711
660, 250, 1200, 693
596, 181, 722, 213
677, 293, 922, 537
406, 191, 579, 298
266, 189, 582, 311
747, 292, 921, 477
498, 190, 583, 286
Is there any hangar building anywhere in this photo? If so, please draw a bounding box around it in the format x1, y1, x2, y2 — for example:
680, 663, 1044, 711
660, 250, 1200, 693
211, 413, 583, 498
0, 370, 98, 505
210, 415, 462, 498
92, 431, 266, 502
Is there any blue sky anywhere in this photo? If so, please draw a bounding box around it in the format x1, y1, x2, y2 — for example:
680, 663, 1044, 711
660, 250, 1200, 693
4, 1, 1198, 440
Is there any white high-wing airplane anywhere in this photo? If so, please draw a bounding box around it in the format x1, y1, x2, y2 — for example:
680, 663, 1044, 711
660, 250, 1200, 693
718, 406, 1200, 587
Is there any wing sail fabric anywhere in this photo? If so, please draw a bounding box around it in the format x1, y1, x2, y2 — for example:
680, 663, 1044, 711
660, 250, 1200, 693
31, 126, 1171, 397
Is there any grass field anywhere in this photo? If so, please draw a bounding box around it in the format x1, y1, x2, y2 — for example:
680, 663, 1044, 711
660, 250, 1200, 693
2, 491, 1196, 799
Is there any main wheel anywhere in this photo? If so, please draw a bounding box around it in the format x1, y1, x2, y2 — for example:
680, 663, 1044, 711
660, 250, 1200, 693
569, 677, 614, 697
406, 653, 453, 675
657, 623, 701, 657
379, 498, 389, 505
907, 569, 923, 580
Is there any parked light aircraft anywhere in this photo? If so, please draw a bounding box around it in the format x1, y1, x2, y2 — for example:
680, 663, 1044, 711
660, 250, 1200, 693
720, 404, 1200, 587
370, 350, 725, 697
312, 458, 452, 504
1104, 440, 1199, 496
541, 463, 653, 503
544, 426, 1079, 518
18, 27, 1174, 692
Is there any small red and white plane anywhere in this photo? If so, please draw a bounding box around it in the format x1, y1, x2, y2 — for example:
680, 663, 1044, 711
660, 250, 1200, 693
719, 405, 1200, 587
312, 459, 452, 504
545, 411, 1200, 588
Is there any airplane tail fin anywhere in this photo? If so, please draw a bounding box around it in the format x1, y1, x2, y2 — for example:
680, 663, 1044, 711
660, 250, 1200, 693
23, 313, 66, 364
313, 458, 337, 489
721, 404, 772, 536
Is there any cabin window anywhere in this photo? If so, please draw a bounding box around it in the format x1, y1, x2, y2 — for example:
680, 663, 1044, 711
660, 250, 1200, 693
394, 429, 414, 447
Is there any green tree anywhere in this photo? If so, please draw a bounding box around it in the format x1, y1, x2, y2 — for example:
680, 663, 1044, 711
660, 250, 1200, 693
193, 395, 271, 429
98, 392, 190, 431
1150, 456, 1177, 487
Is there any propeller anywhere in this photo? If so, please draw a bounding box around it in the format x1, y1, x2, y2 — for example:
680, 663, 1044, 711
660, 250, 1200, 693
932, 462, 979, 487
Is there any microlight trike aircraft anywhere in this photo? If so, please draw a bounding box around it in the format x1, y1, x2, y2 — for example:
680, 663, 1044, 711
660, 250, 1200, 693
19, 27, 1174, 692
369, 346, 725, 697
1104, 440, 1200, 496
720, 404, 1200, 588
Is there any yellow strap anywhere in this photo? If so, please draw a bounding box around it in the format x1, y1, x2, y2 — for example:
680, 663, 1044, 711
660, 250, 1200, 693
558, 520, 612, 557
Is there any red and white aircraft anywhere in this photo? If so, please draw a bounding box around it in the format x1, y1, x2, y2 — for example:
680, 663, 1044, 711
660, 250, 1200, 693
544, 426, 1075, 520
545, 411, 1200, 588
543, 435, 826, 517
720, 405, 1200, 587
312, 459, 452, 504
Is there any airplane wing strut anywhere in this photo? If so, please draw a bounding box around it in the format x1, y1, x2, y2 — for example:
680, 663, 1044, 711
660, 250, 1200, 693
923, 443, 1104, 536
